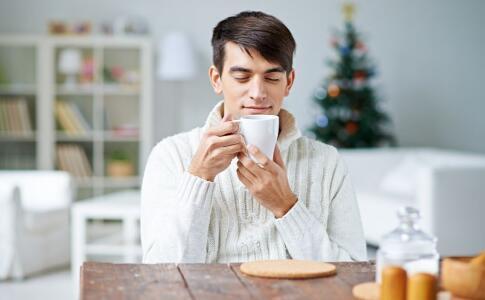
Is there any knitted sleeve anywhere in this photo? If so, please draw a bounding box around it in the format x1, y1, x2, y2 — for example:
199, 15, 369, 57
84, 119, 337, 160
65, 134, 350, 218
274, 147, 367, 261
140, 137, 215, 263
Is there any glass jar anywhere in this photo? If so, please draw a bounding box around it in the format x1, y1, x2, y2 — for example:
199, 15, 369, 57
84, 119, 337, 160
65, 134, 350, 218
376, 206, 440, 283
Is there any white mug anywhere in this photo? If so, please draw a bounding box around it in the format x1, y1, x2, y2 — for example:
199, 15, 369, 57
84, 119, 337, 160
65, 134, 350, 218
234, 115, 279, 161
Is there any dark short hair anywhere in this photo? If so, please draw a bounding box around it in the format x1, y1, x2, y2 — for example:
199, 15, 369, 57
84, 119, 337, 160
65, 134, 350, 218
211, 11, 296, 75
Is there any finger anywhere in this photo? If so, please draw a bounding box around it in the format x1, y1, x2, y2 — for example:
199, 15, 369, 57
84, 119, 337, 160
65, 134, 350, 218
273, 145, 285, 169
214, 143, 245, 156
237, 160, 257, 182
206, 121, 239, 137
237, 153, 265, 176
237, 167, 253, 187
248, 145, 275, 171
212, 134, 245, 148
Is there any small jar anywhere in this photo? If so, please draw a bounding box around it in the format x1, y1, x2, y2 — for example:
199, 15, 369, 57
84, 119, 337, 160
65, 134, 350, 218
376, 206, 439, 283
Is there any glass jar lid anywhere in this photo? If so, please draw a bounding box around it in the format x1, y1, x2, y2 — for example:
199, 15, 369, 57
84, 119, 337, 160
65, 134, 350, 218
380, 206, 437, 257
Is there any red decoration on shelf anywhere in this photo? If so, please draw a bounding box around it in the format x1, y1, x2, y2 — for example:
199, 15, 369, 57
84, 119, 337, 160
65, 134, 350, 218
80, 57, 94, 84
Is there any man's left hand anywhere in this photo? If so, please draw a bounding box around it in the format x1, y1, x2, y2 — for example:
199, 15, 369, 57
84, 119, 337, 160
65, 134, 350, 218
237, 145, 297, 218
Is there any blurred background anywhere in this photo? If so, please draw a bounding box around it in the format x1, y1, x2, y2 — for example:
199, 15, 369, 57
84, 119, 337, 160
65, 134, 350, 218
0, 0, 484, 299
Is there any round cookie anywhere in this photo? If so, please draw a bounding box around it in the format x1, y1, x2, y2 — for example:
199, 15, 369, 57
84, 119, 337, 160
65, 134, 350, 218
352, 282, 380, 300
240, 259, 336, 279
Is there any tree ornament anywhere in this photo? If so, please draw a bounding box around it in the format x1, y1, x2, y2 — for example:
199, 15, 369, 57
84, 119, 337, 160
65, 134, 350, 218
345, 122, 359, 135
315, 115, 329, 128
328, 83, 340, 98
353, 70, 366, 80
342, 3, 355, 22
340, 45, 351, 56
356, 41, 366, 51
313, 87, 327, 100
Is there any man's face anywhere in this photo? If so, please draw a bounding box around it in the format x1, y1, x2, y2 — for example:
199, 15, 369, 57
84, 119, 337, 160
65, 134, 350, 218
209, 42, 295, 119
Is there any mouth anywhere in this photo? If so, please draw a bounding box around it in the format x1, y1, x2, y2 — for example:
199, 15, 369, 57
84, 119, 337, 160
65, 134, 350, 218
241, 106, 272, 114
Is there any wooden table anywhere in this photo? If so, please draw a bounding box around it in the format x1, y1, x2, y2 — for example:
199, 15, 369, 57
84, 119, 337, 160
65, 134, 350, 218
80, 261, 375, 299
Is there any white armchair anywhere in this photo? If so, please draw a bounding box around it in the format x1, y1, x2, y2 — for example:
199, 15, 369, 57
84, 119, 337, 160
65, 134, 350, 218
0, 171, 73, 280
340, 148, 485, 256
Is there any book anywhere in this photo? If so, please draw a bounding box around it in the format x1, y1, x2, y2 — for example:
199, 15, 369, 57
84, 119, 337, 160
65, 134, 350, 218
63, 102, 83, 134
55, 101, 91, 135
0, 101, 6, 132
76, 144, 92, 177
6, 100, 19, 133
68, 102, 90, 132
0, 98, 32, 135
56, 144, 93, 177
55, 101, 78, 135
69, 144, 86, 177
17, 98, 32, 134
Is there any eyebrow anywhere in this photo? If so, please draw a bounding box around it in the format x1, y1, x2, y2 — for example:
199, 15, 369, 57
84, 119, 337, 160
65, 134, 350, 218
229, 66, 286, 74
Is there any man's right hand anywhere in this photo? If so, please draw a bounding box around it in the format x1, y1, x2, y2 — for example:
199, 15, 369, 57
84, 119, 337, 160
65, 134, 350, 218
188, 115, 246, 182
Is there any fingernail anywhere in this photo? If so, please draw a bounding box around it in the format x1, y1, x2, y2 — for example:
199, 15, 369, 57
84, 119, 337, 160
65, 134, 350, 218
248, 145, 256, 154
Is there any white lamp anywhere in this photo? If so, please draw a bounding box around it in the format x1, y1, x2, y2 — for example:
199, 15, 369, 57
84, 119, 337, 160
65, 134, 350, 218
58, 48, 82, 87
157, 32, 196, 80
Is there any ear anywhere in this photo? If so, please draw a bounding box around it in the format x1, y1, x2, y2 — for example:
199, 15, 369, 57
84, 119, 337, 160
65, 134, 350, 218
284, 68, 296, 97
208, 65, 223, 95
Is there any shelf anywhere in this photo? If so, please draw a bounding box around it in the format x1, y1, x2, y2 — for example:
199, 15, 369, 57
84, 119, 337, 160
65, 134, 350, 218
102, 84, 140, 95
0, 132, 36, 141
103, 131, 139, 141
55, 84, 140, 96
56, 84, 95, 95
55, 131, 139, 142
56, 131, 93, 141
0, 83, 36, 95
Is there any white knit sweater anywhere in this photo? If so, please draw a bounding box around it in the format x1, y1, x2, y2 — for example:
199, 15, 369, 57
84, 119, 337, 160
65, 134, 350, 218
141, 101, 367, 263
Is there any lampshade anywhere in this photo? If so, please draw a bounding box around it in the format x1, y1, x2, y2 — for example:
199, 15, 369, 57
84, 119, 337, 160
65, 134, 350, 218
58, 48, 82, 74
157, 32, 196, 80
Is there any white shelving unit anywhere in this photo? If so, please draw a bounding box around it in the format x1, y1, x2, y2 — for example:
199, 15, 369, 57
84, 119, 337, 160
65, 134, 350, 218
0, 34, 154, 199
0, 35, 44, 170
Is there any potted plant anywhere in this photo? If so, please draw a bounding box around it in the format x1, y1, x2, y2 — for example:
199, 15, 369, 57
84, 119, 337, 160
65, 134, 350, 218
106, 149, 134, 177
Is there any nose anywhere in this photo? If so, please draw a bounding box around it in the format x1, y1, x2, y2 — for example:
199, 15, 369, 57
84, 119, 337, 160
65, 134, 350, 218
248, 77, 267, 102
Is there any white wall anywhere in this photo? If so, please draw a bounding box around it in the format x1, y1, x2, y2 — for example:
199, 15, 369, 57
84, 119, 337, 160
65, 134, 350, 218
1, 0, 484, 153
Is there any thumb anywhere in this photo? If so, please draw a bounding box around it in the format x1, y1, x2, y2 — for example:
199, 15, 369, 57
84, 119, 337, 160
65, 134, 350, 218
273, 145, 285, 168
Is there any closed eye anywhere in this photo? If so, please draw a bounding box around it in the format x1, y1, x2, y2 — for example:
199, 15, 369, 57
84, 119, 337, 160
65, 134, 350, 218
266, 78, 280, 82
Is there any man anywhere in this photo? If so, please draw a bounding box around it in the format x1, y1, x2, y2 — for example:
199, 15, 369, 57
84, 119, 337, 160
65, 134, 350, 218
141, 11, 366, 263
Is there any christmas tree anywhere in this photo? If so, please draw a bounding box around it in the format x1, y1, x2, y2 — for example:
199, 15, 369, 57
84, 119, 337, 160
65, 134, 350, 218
309, 3, 396, 148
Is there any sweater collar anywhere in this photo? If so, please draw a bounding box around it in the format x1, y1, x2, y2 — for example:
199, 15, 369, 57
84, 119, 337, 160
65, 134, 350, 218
203, 100, 301, 152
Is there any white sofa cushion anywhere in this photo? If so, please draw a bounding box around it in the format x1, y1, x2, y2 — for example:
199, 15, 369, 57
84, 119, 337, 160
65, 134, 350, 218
379, 155, 422, 197
23, 209, 69, 234
0, 171, 72, 212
